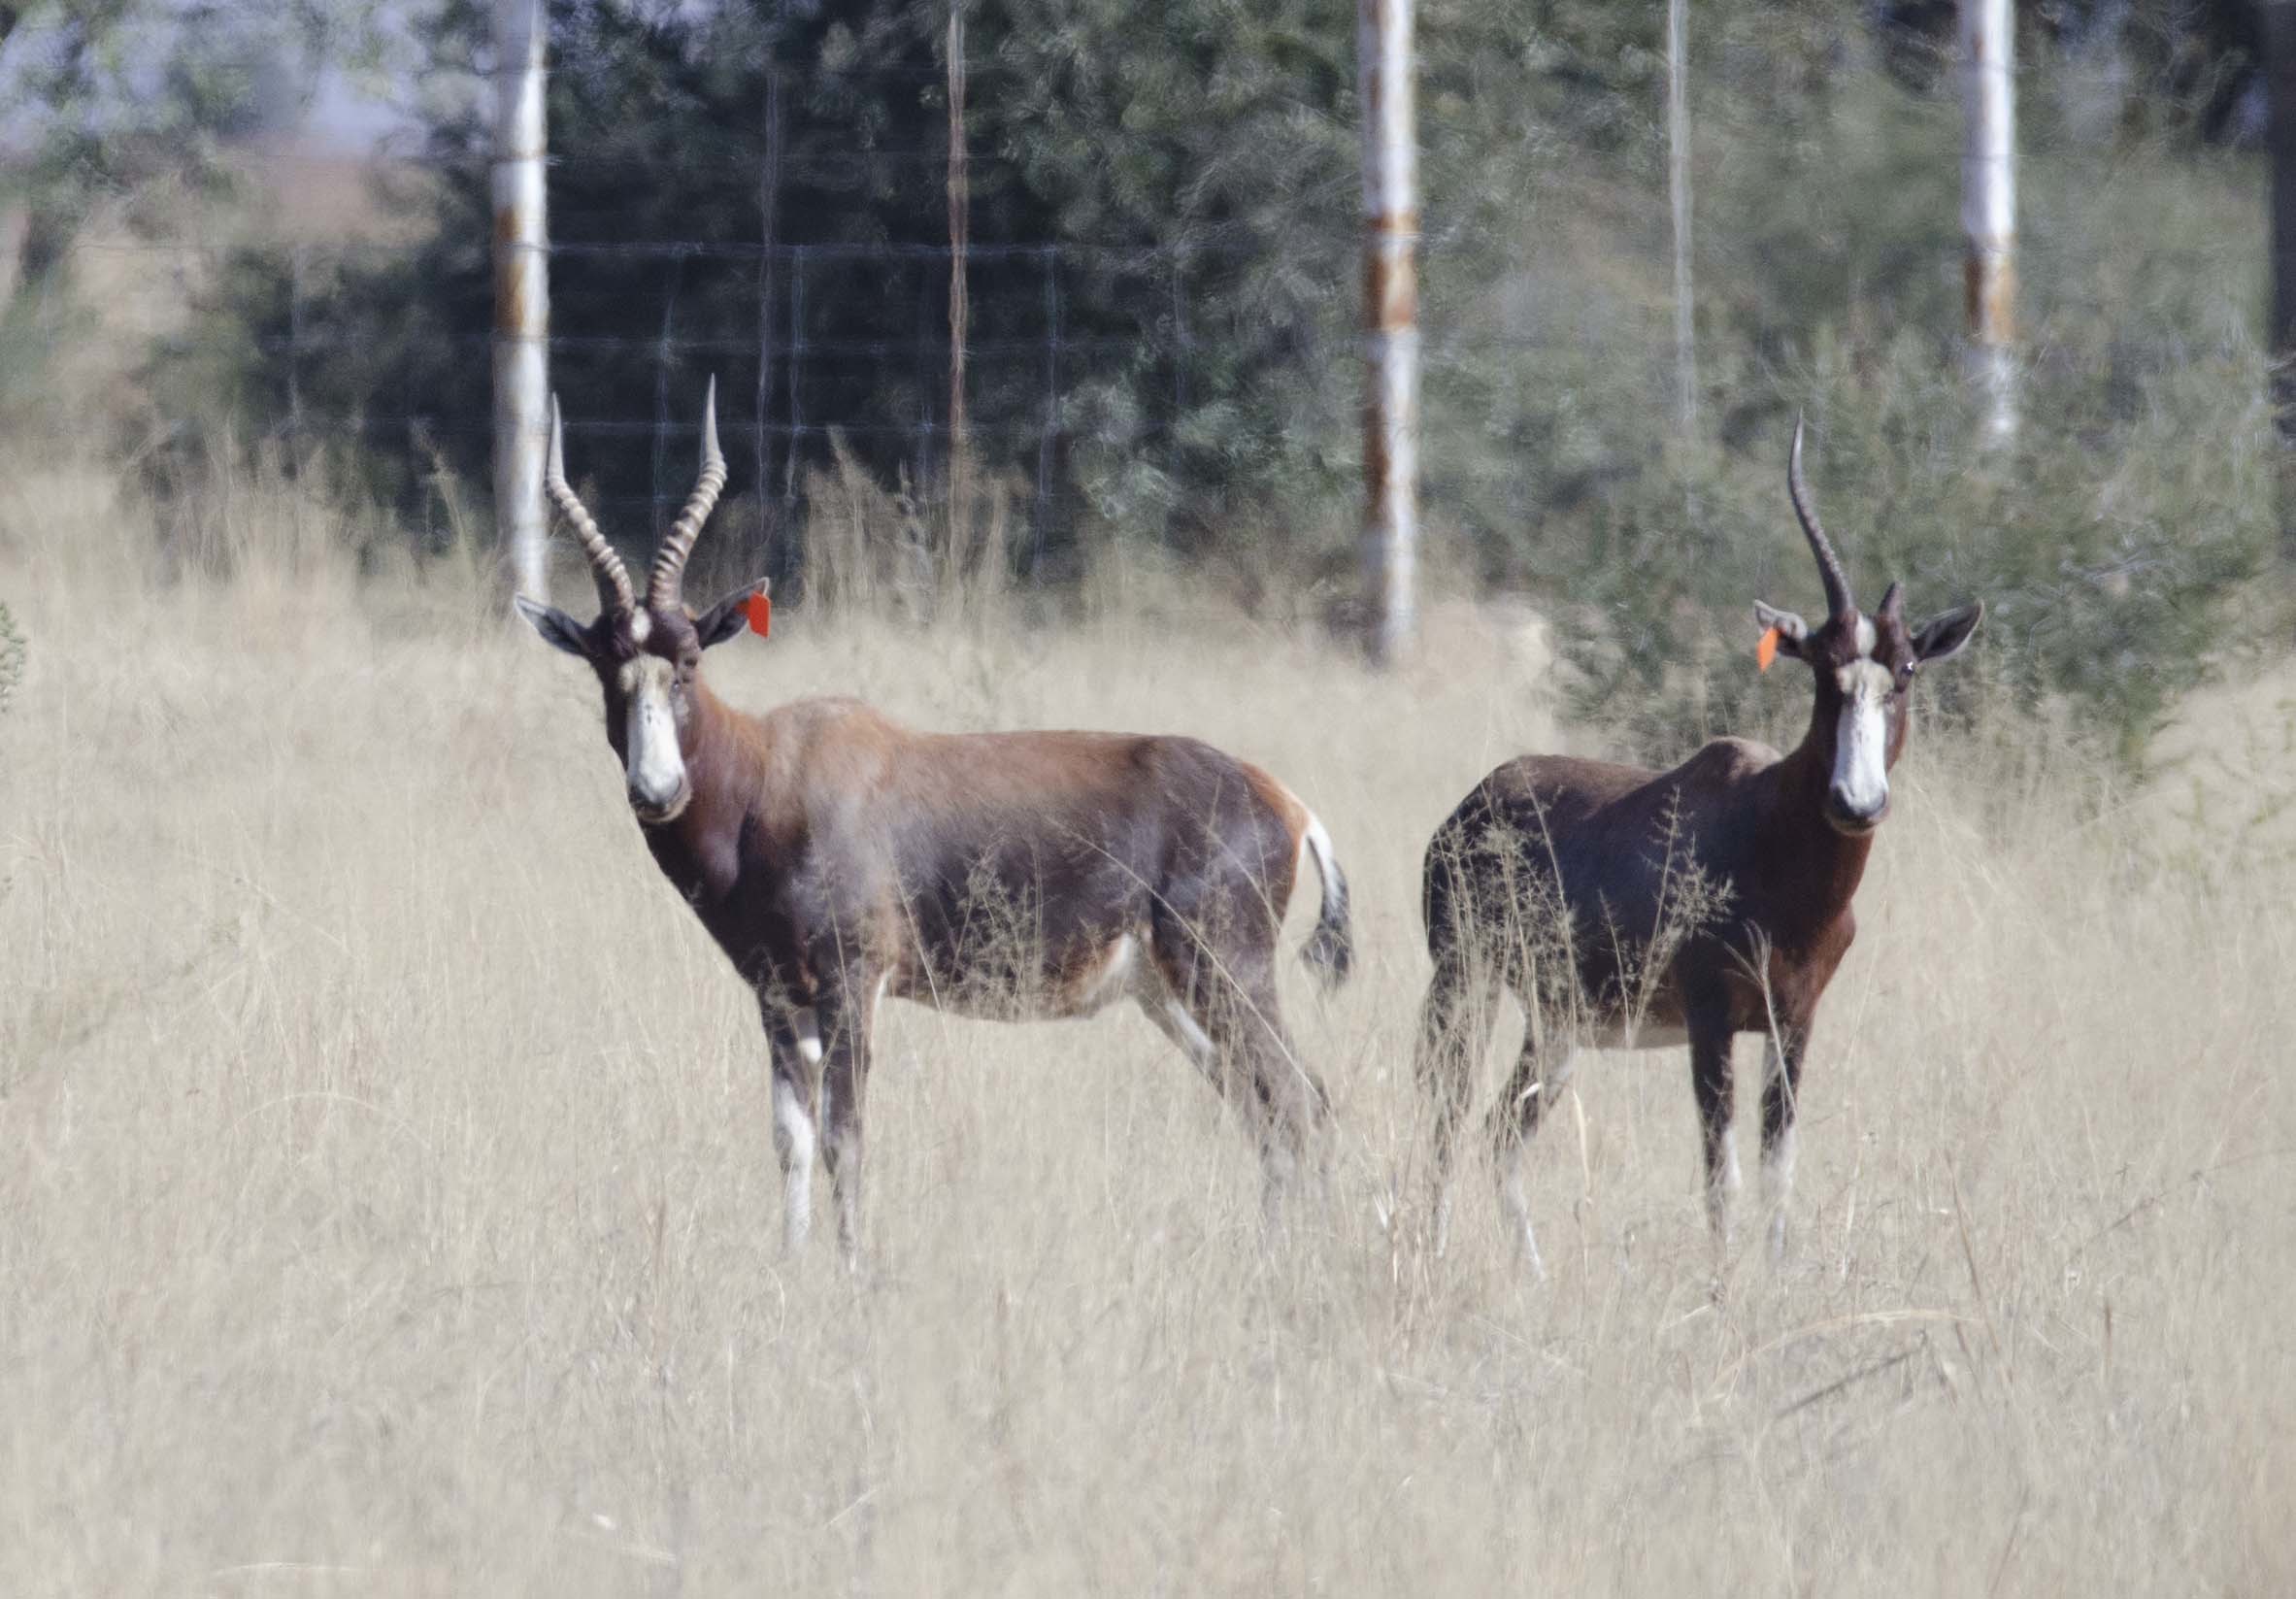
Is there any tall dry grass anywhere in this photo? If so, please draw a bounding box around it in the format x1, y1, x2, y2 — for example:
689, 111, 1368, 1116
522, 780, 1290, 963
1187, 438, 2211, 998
0, 456, 2291, 1595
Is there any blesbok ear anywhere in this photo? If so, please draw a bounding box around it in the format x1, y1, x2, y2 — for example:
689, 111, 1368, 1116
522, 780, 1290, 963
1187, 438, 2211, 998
1752, 601, 1812, 660
514, 595, 592, 658
1912, 600, 1982, 664
694, 579, 771, 651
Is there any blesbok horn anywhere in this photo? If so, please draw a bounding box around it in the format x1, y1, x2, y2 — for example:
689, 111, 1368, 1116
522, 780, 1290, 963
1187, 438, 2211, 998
545, 396, 635, 616
649, 377, 728, 611
1787, 413, 1854, 620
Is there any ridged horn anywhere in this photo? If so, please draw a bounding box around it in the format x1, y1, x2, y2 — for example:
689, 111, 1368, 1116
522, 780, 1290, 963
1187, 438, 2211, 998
1787, 413, 1855, 620
545, 396, 635, 616
649, 377, 727, 611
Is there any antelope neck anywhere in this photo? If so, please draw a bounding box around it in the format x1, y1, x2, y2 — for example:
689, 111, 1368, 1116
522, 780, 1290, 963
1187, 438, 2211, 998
1763, 710, 1877, 914
641, 680, 755, 880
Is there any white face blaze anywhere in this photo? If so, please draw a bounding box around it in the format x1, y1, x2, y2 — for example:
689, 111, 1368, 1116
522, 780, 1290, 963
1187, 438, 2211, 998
1829, 614, 1892, 824
618, 650, 687, 816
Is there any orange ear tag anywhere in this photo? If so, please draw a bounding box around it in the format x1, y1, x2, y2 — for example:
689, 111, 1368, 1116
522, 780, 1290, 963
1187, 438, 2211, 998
1756, 626, 1780, 673
744, 592, 772, 637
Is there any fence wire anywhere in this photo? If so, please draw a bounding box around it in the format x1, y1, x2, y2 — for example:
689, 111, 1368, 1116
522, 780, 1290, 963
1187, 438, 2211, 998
41, 55, 2257, 582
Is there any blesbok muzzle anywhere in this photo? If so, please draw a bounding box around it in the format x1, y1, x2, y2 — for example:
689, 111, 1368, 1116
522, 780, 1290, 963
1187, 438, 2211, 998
627, 776, 691, 826
1823, 782, 1888, 835
620, 653, 690, 823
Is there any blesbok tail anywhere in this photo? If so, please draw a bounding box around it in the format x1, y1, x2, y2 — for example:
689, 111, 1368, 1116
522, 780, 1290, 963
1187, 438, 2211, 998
1297, 809, 1354, 989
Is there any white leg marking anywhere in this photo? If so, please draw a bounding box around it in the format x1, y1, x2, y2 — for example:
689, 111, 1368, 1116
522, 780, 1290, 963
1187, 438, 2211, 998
1497, 1138, 1546, 1281
793, 1007, 823, 1066
1494, 1049, 1572, 1280
1764, 1122, 1798, 1260
1153, 995, 1219, 1070
1763, 1040, 1798, 1260
1142, 988, 1311, 1226
772, 1075, 817, 1252
1073, 934, 1138, 1014
1707, 1125, 1744, 1244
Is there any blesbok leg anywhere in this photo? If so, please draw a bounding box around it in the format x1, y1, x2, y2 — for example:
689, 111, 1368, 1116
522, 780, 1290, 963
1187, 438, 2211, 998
763, 1003, 822, 1253
1688, 1013, 1742, 1249
1413, 953, 1496, 1258
1486, 1023, 1578, 1280
1144, 920, 1326, 1225
814, 969, 882, 1270
1759, 1024, 1807, 1260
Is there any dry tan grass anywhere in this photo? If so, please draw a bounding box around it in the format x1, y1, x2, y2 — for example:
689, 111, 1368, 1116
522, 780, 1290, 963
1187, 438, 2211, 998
1, 456, 2291, 1596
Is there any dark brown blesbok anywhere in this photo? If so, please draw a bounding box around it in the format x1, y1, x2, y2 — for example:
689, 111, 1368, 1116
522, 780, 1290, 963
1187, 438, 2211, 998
1414, 418, 1982, 1274
516, 385, 1353, 1263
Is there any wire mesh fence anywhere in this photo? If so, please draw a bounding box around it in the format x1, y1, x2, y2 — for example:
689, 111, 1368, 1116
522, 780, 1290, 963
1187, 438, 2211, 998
72, 225, 1298, 578
37, 24, 2266, 600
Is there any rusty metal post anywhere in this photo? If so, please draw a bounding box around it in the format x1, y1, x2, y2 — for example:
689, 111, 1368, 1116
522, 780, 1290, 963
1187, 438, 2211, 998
1960, 0, 2016, 444
493, 0, 550, 600
1359, 0, 1418, 665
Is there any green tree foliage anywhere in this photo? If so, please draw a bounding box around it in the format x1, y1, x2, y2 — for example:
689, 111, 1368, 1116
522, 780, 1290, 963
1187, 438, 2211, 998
0, 1, 380, 280
164, 0, 2279, 763
183, 0, 1581, 569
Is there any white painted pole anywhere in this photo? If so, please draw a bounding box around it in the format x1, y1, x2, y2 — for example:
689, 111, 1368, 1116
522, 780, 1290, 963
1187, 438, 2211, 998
1666, 0, 1696, 435
493, 0, 551, 600
1960, 0, 2016, 444
1359, 0, 1418, 665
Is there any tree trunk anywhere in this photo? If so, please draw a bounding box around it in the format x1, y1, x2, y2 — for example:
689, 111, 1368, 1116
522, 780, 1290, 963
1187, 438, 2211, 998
492, 0, 551, 602
1359, 0, 1419, 665
1960, 0, 2017, 444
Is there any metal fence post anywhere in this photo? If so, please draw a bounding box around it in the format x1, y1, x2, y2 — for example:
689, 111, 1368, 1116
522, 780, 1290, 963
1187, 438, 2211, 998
491, 0, 551, 601
1359, 0, 1419, 664
1961, 0, 2017, 444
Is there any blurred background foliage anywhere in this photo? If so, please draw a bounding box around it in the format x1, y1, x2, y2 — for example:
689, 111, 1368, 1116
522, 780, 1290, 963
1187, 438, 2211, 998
0, 0, 2282, 763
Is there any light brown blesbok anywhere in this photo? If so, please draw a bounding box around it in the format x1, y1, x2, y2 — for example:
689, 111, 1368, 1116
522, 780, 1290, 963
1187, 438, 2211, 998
1414, 417, 1982, 1274
516, 384, 1353, 1264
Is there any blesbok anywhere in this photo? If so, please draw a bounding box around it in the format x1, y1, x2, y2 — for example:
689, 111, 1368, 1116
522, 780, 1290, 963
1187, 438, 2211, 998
515, 384, 1353, 1263
1413, 417, 1981, 1274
